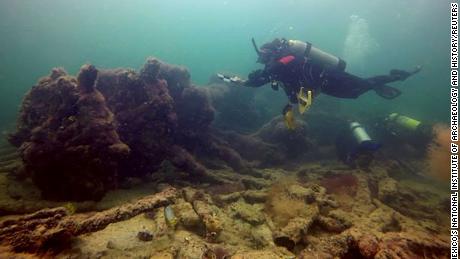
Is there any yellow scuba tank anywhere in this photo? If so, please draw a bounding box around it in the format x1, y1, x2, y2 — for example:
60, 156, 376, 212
386, 113, 421, 131
383, 113, 434, 148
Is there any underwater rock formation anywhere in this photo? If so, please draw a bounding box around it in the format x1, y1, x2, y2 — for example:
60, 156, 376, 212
213, 116, 315, 168
8, 65, 130, 201
255, 116, 312, 158
206, 78, 266, 133
8, 58, 232, 200
95, 58, 211, 177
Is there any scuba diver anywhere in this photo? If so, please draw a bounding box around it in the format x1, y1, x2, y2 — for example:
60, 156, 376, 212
218, 38, 422, 128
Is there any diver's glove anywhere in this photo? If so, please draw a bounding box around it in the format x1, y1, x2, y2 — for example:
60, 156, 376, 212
217, 73, 246, 86
246, 69, 270, 87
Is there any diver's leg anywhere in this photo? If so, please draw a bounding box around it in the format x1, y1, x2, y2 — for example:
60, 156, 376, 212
322, 72, 372, 99
323, 72, 402, 100
366, 65, 422, 85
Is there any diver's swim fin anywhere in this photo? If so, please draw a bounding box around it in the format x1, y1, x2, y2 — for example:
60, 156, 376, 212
297, 87, 313, 114
282, 104, 296, 130
390, 65, 422, 81
373, 84, 402, 99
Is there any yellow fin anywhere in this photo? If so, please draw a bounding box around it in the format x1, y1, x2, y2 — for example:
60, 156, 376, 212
284, 110, 296, 130
297, 87, 313, 114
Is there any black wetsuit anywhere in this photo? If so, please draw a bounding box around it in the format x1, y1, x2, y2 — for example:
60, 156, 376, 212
244, 43, 416, 103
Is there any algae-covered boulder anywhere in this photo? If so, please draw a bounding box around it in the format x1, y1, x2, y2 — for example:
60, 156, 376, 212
9, 65, 130, 201
8, 58, 219, 201
255, 116, 312, 158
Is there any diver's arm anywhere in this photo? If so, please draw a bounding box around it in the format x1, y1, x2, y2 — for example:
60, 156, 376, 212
243, 69, 271, 87
217, 69, 270, 87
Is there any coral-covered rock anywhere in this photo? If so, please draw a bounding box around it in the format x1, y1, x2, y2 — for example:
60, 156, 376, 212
357, 234, 379, 258
251, 224, 274, 248
96, 60, 177, 176
8, 58, 225, 200
175, 87, 215, 143
9, 65, 130, 201
174, 199, 201, 230
229, 200, 264, 225
213, 115, 317, 168
272, 205, 319, 250
255, 116, 312, 158
207, 81, 266, 133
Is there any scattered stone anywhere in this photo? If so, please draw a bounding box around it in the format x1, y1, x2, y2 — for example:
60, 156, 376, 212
316, 215, 350, 233
357, 234, 379, 258
287, 184, 313, 201
241, 177, 268, 189
175, 200, 201, 230
251, 224, 274, 248
230, 200, 264, 225
378, 178, 398, 203
218, 192, 241, 204
182, 187, 198, 203
273, 204, 319, 250
242, 190, 267, 204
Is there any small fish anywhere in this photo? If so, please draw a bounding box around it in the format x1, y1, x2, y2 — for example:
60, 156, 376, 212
164, 205, 177, 229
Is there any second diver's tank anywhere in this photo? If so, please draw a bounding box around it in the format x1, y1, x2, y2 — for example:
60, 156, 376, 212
350, 122, 381, 151
386, 113, 421, 131
336, 121, 381, 168
382, 113, 434, 149
287, 40, 347, 71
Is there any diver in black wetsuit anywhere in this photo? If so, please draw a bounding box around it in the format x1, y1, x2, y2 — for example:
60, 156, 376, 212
218, 38, 421, 122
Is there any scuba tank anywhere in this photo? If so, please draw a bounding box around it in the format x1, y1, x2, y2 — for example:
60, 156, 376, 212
382, 113, 433, 148
386, 113, 421, 132
251, 38, 346, 71
336, 121, 381, 168
287, 40, 347, 71
350, 122, 381, 151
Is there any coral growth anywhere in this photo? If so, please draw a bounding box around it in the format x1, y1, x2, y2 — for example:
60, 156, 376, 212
427, 124, 451, 182
255, 116, 312, 158
265, 177, 308, 227
212, 115, 317, 168
8, 58, 244, 200
9, 65, 130, 201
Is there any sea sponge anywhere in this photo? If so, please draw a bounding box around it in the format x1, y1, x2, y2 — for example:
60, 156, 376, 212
265, 177, 308, 227
427, 124, 451, 182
